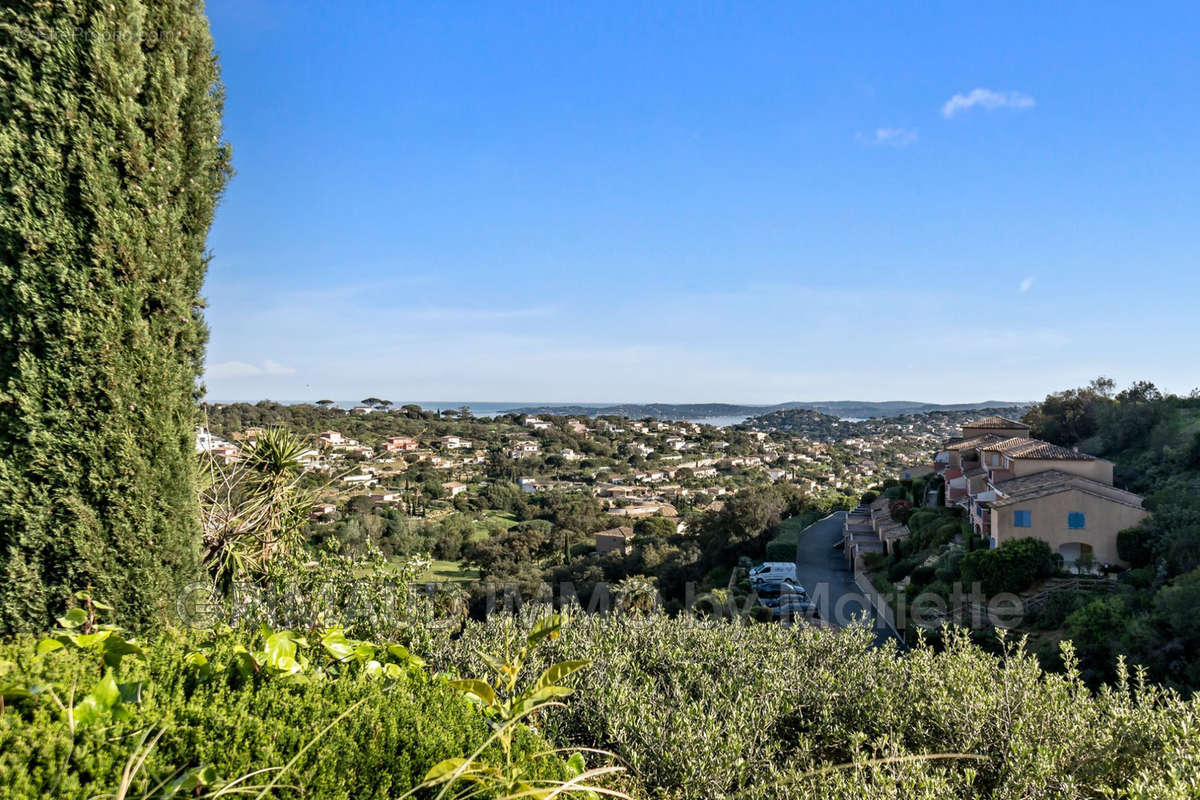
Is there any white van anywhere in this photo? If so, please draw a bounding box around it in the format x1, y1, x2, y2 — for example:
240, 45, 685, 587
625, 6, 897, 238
749, 561, 797, 584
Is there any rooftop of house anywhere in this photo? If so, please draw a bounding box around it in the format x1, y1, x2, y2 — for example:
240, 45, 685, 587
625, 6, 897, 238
594, 526, 635, 540
944, 434, 1007, 452
984, 437, 1097, 461
966, 415, 1031, 430
988, 469, 1145, 511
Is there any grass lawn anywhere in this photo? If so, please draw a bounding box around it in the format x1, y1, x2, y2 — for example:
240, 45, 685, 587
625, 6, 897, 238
471, 510, 518, 541
417, 559, 478, 584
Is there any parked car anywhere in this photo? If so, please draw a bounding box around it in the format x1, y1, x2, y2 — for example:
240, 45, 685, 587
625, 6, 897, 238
754, 579, 818, 617
773, 594, 819, 619
754, 578, 807, 600
749, 561, 797, 584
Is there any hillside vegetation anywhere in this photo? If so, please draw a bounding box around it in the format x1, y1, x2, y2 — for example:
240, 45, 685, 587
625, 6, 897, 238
3, 603, 1200, 799
1020, 379, 1200, 690
1, 2, 1197, 795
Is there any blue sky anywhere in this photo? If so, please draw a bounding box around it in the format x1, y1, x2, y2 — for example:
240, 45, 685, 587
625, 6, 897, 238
201, 1, 1200, 404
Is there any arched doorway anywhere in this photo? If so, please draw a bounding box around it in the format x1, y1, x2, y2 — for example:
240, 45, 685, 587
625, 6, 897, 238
1058, 542, 1094, 569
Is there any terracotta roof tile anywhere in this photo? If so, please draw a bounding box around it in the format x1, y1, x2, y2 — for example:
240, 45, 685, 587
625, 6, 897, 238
945, 434, 1006, 452
990, 470, 1145, 511
966, 415, 1031, 430
984, 437, 1097, 461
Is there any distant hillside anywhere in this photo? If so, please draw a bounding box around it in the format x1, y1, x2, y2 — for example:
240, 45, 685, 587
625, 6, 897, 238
508, 399, 1029, 422
741, 405, 1034, 439
776, 400, 1030, 419
506, 403, 769, 420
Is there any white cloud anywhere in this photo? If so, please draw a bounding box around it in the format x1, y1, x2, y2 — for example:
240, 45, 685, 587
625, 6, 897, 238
261, 360, 296, 376
207, 359, 296, 380
858, 128, 918, 147
1019, 276, 1035, 293
941, 88, 1035, 118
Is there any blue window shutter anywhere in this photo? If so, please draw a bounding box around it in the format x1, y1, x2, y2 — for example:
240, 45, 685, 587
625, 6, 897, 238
1068, 512, 1086, 529
1014, 510, 1031, 528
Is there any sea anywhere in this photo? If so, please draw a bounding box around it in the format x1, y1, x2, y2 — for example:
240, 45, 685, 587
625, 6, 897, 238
268, 400, 751, 427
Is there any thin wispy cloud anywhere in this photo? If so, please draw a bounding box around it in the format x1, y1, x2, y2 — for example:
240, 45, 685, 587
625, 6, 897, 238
1019, 276, 1035, 293
941, 88, 1036, 118
395, 306, 555, 322
857, 128, 918, 147
207, 360, 296, 380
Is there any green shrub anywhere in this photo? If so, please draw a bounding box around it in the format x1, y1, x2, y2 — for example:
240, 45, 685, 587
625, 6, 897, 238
0, 631, 552, 799
436, 610, 1200, 800
1121, 566, 1156, 590
909, 565, 937, 587
1117, 526, 1155, 568
889, 499, 914, 524
887, 557, 920, 583
1036, 589, 1093, 630
904, 509, 963, 553
960, 537, 1057, 596
763, 516, 808, 561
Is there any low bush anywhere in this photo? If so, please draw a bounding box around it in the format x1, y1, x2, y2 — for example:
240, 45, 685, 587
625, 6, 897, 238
889, 499, 914, 524
904, 508, 964, 553
909, 565, 937, 587
960, 537, 1057, 596
1118, 526, 1156, 568
763, 514, 817, 562
887, 557, 921, 583
1036, 589, 1094, 630
435, 609, 1200, 800
0, 628, 555, 799
1121, 566, 1157, 590
763, 538, 798, 562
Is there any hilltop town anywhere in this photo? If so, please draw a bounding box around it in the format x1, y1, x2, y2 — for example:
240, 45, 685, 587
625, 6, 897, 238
197, 400, 984, 521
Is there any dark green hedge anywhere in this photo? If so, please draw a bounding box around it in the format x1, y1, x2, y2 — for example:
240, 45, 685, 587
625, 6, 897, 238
960, 536, 1057, 596
0, 0, 232, 631
0, 633, 550, 799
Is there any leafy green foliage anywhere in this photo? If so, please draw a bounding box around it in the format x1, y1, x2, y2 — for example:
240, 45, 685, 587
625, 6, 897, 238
1118, 526, 1156, 568
0, 0, 231, 631
1025, 380, 1200, 688
438, 610, 1200, 800
0, 626, 548, 799
200, 427, 316, 591
959, 537, 1056, 596
419, 614, 620, 799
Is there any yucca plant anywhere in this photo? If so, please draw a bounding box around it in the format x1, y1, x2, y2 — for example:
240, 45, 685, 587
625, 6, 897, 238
199, 427, 315, 592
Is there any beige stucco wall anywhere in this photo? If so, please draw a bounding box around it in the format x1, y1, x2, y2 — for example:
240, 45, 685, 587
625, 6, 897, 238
1009, 457, 1114, 484
988, 487, 1149, 565
594, 534, 632, 555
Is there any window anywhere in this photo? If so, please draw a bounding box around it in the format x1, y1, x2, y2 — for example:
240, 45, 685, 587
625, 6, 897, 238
1013, 510, 1032, 528
1068, 512, 1086, 530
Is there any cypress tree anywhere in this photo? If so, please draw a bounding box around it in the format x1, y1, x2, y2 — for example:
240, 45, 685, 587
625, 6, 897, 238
0, 1, 231, 631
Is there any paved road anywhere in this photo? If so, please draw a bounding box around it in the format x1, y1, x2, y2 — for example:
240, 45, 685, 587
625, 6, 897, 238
793, 511, 901, 646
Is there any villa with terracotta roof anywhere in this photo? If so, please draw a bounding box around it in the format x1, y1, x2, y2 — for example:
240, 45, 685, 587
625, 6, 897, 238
594, 526, 636, 555
934, 416, 1148, 567
960, 415, 1032, 440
